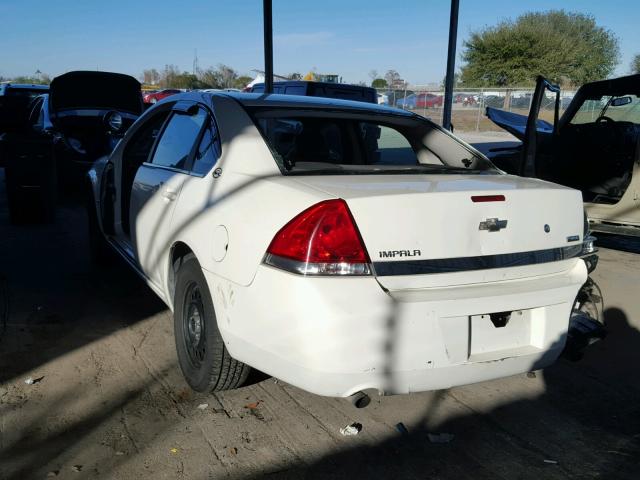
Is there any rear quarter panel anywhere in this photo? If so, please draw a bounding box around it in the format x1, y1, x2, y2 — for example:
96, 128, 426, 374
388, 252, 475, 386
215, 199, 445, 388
167, 96, 330, 289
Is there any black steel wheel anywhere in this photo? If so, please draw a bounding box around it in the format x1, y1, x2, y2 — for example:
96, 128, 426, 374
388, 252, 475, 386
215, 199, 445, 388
173, 254, 250, 392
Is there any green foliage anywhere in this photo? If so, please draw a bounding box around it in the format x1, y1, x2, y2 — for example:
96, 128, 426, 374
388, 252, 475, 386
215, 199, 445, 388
632, 54, 640, 74
196, 64, 238, 89
8, 75, 50, 85
460, 10, 620, 87
234, 76, 253, 89
371, 78, 387, 88
148, 64, 250, 89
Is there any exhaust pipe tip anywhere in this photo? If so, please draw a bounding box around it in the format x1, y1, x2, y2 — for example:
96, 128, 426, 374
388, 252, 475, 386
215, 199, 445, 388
350, 391, 371, 409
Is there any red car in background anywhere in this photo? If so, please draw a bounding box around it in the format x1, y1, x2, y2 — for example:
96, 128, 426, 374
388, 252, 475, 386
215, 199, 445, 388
415, 93, 443, 108
143, 88, 181, 104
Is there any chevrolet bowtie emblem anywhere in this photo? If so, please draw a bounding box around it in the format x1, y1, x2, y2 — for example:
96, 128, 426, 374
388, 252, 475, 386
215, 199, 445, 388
479, 218, 508, 232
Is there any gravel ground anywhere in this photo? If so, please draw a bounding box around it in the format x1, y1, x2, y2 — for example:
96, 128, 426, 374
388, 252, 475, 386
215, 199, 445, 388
0, 169, 639, 480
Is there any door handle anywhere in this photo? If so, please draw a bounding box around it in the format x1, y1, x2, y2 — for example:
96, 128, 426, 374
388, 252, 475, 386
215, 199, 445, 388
162, 188, 178, 201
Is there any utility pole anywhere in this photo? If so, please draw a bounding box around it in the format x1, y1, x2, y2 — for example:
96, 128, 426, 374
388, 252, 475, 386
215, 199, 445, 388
442, 0, 459, 131
193, 49, 199, 75
263, 0, 273, 93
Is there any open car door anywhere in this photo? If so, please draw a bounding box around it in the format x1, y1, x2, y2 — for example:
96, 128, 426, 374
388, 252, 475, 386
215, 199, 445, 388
521, 76, 561, 177
485, 76, 560, 178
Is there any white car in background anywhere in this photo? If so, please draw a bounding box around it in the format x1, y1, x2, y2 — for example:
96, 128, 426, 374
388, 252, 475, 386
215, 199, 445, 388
87, 92, 590, 398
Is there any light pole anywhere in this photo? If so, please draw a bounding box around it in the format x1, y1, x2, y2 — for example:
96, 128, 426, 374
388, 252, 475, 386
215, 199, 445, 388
263, 0, 273, 94
442, 0, 459, 131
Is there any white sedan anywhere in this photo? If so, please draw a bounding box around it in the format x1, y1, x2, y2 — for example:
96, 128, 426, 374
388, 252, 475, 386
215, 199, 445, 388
87, 92, 590, 398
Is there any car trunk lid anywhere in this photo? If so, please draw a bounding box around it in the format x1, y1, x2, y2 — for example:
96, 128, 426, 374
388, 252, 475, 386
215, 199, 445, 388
291, 174, 584, 289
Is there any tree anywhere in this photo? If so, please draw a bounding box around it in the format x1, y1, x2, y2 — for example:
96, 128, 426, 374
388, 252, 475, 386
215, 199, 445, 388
159, 64, 181, 88
632, 54, 640, 74
384, 70, 404, 89
288, 72, 302, 80
141, 68, 160, 85
234, 75, 253, 89
216, 64, 238, 88
371, 78, 387, 89
439, 72, 459, 89
198, 67, 220, 88
196, 64, 238, 89
10, 75, 50, 85
460, 10, 620, 87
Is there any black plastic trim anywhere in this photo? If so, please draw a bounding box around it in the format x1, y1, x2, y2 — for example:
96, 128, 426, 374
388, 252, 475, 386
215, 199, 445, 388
373, 245, 583, 276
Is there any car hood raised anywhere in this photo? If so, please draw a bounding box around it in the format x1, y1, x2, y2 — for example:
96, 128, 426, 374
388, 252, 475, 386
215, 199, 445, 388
49, 71, 143, 115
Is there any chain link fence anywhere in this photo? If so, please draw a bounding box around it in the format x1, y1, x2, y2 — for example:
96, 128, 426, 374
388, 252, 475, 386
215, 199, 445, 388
376, 86, 577, 134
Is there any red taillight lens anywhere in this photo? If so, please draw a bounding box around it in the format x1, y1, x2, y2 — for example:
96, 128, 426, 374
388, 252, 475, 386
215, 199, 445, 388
265, 199, 371, 275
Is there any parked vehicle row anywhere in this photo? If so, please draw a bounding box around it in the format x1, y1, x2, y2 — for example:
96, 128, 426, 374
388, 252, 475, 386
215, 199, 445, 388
396, 93, 443, 109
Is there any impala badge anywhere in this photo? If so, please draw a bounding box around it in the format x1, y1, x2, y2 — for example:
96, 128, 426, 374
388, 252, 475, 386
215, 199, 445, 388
479, 218, 508, 232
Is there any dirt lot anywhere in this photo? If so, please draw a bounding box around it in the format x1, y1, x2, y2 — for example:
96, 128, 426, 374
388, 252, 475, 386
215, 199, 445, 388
1, 169, 639, 480
400, 105, 560, 133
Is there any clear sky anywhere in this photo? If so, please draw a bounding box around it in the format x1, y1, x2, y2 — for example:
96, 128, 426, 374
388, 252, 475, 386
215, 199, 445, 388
1, 0, 638, 84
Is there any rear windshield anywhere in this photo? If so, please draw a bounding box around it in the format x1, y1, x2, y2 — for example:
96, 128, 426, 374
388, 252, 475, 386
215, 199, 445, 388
250, 109, 497, 175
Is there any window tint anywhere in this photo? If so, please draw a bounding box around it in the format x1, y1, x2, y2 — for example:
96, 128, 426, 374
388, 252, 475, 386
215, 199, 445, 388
251, 111, 496, 175
125, 110, 170, 163
285, 85, 306, 95
151, 108, 207, 170
362, 124, 416, 165
257, 117, 347, 166
192, 117, 221, 175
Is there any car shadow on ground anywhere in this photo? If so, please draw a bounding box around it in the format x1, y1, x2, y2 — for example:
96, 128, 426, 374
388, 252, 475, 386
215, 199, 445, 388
247, 307, 640, 480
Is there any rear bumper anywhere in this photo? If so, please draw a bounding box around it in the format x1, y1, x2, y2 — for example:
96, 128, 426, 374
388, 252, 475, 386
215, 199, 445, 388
204, 259, 587, 397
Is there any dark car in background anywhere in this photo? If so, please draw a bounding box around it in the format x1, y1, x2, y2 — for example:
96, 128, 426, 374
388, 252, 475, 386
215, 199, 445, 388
1, 71, 143, 223
0, 83, 49, 103
0, 83, 50, 167
250, 81, 377, 104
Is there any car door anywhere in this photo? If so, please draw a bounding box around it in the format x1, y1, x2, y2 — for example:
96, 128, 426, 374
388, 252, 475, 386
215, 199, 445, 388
3, 97, 56, 203
520, 76, 561, 178
129, 102, 208, 285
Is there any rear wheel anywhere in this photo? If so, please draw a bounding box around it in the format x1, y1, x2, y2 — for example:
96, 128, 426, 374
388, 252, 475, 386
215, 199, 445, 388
174, 255, 250, 392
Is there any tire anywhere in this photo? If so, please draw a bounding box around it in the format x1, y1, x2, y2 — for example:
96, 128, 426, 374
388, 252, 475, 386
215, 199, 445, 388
86, 193, 112, 265
174, 255, 250, 392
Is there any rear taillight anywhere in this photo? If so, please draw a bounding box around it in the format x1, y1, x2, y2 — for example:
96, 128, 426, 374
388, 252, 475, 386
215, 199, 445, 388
264, 199, 371, 275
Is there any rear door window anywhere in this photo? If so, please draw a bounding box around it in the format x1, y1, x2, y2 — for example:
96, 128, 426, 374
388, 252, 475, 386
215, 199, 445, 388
150, 108, 207, 170
284, 85, 307, 95
192, 115, 221, 175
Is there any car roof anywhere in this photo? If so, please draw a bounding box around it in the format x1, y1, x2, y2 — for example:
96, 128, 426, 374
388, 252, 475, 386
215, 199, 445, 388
208, 91, 415, 116
0, 83, 49, 90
